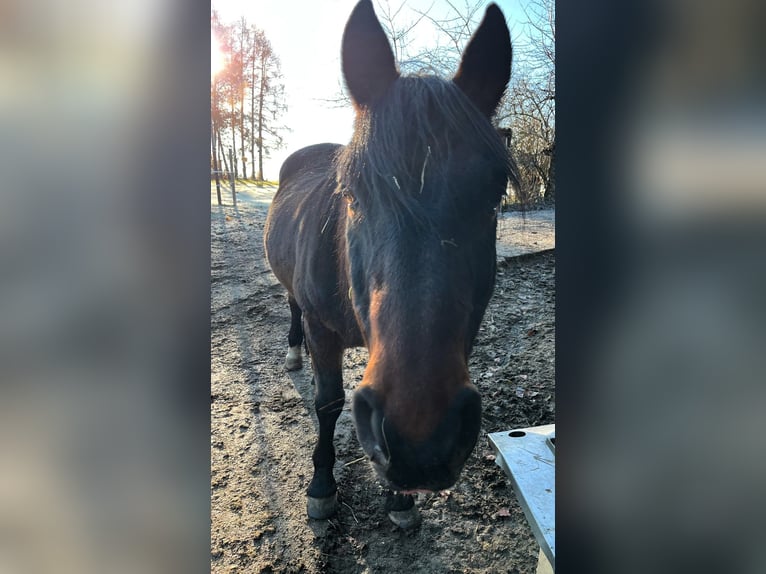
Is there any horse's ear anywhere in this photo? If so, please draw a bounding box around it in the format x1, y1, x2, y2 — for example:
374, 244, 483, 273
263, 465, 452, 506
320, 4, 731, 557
342, 0, 399, 107
453, 3, 512, 117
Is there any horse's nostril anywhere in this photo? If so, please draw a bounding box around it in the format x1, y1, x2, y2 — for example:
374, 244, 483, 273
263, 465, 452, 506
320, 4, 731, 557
352, 387, 390, 466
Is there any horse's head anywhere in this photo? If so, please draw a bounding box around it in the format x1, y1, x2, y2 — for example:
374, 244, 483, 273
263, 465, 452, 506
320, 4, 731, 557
338, 0, 517, 493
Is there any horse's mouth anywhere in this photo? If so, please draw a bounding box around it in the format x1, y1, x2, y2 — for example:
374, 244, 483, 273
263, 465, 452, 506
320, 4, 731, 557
379, 470, 453, 495
369, 457, 459, 494
395, 488, 435, 495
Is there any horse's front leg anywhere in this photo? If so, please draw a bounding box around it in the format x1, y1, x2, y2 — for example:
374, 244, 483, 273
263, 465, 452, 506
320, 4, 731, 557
303, 317, 344, 519
385, 491, 421, 529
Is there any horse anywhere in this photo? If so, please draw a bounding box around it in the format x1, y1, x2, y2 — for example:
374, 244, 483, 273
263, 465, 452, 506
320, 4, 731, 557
264, 0, 518, 529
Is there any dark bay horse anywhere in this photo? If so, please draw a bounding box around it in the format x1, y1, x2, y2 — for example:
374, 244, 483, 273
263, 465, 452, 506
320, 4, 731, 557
264, 0, 518, 528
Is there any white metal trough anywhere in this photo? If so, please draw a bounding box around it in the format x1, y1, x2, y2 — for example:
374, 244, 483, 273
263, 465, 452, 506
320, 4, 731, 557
488, 424, 555, 573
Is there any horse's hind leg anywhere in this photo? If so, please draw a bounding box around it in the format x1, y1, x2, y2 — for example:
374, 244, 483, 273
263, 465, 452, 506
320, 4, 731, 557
303, 317, 344, 519
284, 296, 303, 371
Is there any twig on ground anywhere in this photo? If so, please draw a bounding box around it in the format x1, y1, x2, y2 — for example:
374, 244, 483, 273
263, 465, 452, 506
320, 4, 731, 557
342, 502, 359, 524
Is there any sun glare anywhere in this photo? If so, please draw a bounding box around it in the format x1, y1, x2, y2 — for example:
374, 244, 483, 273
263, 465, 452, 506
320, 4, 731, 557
211, 35, 225, 78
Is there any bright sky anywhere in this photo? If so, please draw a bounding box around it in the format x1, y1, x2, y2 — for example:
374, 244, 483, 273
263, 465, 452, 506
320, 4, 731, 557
211, 0, 527, 180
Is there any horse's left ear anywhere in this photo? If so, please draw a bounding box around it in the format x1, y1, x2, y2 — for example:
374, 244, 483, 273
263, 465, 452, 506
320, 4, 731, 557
342, 0, 400, 107
453, 3, 512, 117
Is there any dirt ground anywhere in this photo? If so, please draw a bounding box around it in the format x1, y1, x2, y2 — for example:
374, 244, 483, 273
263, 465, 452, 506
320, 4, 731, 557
211, 183, 555, 573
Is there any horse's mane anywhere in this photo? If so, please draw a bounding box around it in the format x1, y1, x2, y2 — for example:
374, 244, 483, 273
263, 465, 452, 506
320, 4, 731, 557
335, 75, 520, 228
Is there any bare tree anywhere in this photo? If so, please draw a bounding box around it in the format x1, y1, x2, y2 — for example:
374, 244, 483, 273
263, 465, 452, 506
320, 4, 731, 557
413, 0, 485, 75
251, 34, 287, 181
522, 0, 555, 84
211, 13, 287, 182
211, 11, 231, 177
502, 75, 554, 203
500, 0, 555, 203
234, 17, 253, 179
211, 14, 242, 178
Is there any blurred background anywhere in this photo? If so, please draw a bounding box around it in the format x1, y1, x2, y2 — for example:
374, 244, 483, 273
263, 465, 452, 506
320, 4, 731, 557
0, 1, 210, 573
0, 0, 764, 573
557, 0, 766, 572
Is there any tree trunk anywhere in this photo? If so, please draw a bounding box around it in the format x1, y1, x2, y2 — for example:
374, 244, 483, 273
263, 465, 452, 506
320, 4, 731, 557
250, 44, 256, 180
218, 132, 229, 175
543, 149, 554, 200
238, 23, 249, 180
240, 102, 248, 179
230, 99, 237, 179
211, 82, 222, 203
257, 56, 266, 181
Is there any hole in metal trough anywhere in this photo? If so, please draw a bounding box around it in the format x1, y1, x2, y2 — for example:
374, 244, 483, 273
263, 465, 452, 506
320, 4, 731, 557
509, 431, 526, 438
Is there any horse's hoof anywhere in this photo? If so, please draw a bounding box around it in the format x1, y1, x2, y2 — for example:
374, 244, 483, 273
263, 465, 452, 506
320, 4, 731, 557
285, 346, 303, 371
307, 493, 338, 520
285, 356, 303, 371
388, 506, 421, 529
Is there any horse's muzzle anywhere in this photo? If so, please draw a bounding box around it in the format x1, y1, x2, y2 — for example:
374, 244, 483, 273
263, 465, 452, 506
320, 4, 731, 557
352, 385, 481, 491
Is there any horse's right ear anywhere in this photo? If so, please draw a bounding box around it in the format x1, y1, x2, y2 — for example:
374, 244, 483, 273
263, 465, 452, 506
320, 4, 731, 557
342, 0, 399, 107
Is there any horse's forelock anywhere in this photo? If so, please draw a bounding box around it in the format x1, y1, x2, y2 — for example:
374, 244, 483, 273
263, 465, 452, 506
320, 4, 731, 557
335, 75, 518, 228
